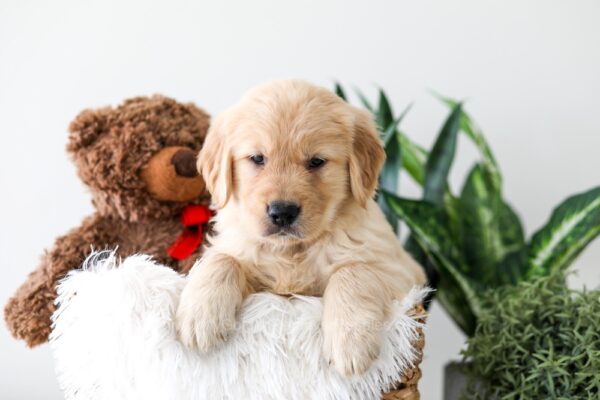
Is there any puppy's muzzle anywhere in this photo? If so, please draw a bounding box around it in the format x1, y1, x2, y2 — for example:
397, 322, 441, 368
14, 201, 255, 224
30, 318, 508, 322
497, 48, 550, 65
267, 201, 300, 227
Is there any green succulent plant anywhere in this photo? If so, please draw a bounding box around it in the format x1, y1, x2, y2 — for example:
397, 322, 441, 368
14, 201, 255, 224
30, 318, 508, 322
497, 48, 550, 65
335, 83, 600, 336
462, 271, 600, 399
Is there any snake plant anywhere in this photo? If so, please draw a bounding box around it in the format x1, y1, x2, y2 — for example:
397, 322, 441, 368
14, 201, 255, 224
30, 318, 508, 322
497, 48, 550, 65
335, 83, 600, 336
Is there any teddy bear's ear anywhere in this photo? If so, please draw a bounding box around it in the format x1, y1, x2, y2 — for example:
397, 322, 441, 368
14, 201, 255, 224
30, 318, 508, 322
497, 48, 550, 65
67, 107, 111, 154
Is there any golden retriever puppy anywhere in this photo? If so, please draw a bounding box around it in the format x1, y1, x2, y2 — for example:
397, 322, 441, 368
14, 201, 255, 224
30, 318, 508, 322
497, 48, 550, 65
176, 80, 426, 376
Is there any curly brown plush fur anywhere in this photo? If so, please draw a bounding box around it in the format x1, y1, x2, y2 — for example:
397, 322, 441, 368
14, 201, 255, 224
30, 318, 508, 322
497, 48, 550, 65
4, 95, 211, 347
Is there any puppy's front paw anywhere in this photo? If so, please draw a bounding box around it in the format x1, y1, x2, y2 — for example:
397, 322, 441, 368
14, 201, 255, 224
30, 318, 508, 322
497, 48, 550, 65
175, 289, 237, 353
322, 316, 383, 377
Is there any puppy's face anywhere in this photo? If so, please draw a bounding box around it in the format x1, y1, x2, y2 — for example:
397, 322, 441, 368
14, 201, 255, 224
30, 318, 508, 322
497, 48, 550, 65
199, 81, 385, 244
230, 106, 351, 241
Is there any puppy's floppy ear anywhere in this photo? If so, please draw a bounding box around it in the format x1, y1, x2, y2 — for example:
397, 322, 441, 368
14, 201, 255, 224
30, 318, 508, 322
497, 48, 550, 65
348, 108, 386, 207
197, 115, 233, 208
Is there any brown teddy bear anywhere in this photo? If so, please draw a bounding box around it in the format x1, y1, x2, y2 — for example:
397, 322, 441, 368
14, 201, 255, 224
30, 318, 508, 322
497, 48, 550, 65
4, 95, 212, 347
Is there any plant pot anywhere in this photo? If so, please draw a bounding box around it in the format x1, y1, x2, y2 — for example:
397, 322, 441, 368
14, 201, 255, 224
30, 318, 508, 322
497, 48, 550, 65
444, 361, 491, 400
444, 361, 469, 400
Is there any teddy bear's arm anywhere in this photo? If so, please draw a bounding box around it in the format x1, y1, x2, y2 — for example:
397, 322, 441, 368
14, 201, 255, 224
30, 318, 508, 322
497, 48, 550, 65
4, 214, 119, 347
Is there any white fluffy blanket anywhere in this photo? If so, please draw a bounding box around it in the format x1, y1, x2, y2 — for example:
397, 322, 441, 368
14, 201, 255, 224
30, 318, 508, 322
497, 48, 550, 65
49, 252, 426, 400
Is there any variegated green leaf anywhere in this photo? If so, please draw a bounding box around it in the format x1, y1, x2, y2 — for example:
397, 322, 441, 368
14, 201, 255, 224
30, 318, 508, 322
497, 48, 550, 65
495, 248, 527, 285
376, 89, 394, 131
383, 191, 482, 330
437, 94, 502, 193
408, 230, 477, 332
436, 273, 478, 335
378, 130, 402, 233
399, 133, 428, 186
404, 235, 433, 275
375, 92, 411, 233
399, 132, 460, 217
383, 193, 460, 263
379, 133, 401, 193
377, 198, 397, 233
354, 88, 374, 112
527, 186, 600, 278
400, 129, 460, 293
498, 201, 525, 255
334, 82, 347, 101
494, 202, 528, 284
379, 111, 407, 196
379, 106, 412, 195
382, 104, 412, 147
423, 103, 463, 207
459, 164, 526, 284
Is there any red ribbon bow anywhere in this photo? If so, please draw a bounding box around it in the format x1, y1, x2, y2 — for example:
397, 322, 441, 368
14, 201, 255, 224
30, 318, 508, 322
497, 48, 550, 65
167, 204, 213, 261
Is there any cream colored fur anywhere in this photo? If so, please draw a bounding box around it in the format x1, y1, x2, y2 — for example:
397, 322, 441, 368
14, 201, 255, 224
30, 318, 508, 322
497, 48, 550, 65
176, 80, 426, 376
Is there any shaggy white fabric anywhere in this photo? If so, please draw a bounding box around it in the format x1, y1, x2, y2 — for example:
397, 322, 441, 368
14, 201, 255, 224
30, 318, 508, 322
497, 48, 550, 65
50, 252, 427, 400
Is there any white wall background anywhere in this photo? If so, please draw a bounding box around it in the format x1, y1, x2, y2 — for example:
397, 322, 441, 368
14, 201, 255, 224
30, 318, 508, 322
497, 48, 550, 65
1, 1, 599, 399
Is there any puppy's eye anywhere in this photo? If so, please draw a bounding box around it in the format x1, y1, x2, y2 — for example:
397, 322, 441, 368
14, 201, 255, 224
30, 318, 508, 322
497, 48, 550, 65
307, 157, 326, 170
250, 154, 265, 166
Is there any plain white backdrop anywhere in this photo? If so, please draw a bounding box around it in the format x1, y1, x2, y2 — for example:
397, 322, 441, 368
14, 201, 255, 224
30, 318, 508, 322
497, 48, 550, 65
1, 1, 599, 399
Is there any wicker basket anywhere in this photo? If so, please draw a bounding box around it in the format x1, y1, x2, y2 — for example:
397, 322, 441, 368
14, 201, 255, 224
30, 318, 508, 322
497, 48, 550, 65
381, 304, 427, 400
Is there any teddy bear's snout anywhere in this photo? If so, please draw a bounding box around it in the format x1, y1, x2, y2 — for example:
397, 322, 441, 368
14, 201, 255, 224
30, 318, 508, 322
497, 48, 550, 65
142, 146, 205, 202
171, 148, 199, 178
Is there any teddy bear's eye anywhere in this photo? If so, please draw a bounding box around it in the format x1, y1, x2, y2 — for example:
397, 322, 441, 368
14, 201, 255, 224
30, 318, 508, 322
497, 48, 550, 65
250, 154, 265, 166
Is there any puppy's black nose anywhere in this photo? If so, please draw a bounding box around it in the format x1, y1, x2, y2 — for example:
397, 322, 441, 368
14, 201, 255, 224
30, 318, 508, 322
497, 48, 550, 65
267, 201, 300, 227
